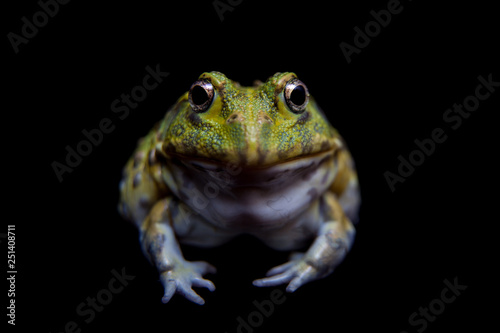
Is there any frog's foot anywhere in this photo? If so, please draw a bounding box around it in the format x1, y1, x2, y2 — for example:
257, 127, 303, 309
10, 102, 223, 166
160, 260, 216, 305
253, 205, 354, 293
253, 250, 338, 293
140, 198, 217, 305
253, 252, 314, 292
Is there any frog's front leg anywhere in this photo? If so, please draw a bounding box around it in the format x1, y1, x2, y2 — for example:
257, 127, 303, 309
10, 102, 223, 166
140, 197, 216, 305
253, 191, 355, 292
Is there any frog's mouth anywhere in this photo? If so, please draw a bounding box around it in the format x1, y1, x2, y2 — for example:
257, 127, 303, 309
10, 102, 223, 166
169, 148, 336, 188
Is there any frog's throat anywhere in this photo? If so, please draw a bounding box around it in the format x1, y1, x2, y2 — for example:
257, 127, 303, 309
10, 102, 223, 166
162, 148, 338, 232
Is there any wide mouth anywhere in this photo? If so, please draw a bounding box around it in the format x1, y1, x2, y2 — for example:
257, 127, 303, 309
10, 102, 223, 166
167, 148, 336, 171
167, 148, 336, 188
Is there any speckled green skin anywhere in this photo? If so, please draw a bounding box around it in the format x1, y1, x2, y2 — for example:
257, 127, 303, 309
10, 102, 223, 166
118, 72, 360, 305
159, 72, 338, 166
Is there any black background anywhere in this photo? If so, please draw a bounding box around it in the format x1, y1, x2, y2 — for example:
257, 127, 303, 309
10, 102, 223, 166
4, 0, 498, 332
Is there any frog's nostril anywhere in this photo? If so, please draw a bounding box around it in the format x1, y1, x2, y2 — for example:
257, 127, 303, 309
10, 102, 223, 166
227, 113, 243, 124
257, 112, 273, 125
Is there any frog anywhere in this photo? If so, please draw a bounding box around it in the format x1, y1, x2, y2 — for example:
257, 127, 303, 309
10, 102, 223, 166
118, 71, 360, 305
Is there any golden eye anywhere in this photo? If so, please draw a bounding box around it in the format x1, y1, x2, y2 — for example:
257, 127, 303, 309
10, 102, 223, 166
284, 79, 309, 113
188, 80, 214, 113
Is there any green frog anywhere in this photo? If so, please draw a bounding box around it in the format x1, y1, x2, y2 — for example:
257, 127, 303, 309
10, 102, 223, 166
118, 72, 360, 304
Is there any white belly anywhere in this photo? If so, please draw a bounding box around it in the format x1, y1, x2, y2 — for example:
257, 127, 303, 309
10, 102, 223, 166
165, 150, 337, 234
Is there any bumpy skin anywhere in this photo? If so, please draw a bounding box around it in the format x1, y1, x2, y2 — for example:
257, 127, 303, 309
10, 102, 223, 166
118, 72, 360, 304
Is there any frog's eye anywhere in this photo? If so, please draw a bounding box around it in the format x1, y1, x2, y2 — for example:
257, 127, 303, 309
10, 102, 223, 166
284, 79, 309, 114
189, 80, 214, 113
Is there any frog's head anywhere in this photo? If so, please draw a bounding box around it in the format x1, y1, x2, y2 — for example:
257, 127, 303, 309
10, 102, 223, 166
161, 71, 341, 167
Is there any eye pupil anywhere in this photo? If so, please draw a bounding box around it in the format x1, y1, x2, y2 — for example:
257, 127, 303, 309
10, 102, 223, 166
189, 80, 214, 113
284, 79, 309, 113
191, 85, 209, 105
290, 85, 306, 106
